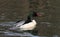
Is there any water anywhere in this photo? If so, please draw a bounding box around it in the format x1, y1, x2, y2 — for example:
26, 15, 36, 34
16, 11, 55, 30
0, 22, 59, 37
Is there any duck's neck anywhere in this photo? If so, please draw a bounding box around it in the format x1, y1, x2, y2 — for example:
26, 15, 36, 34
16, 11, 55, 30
24, 12, 34, 24
27, 15, 32, 20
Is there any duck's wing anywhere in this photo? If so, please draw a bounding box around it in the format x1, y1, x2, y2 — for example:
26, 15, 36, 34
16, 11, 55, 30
16, 20, 25, 27
16, 20, 23, 23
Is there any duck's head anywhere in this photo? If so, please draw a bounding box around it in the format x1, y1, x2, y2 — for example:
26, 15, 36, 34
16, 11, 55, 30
28, 11, 44, 17
27, 11, 44, 20
32, 11, 43, 17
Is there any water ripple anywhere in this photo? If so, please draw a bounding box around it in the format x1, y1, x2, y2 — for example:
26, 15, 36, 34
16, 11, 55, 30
0, 22, 59, 37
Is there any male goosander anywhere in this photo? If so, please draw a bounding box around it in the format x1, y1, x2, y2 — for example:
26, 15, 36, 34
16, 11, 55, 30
10, 11, 43, 31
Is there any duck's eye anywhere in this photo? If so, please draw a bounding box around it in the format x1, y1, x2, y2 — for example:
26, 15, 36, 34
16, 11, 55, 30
33, 12, 37, 16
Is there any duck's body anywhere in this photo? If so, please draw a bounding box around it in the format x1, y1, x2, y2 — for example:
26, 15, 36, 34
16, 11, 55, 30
10, 11, 42, 31
17, 20, 37, 31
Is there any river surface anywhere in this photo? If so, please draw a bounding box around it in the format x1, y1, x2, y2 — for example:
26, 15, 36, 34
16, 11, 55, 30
0, 22, 59, 37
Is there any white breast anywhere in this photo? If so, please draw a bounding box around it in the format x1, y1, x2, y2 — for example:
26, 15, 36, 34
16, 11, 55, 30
19, 20, 37, 31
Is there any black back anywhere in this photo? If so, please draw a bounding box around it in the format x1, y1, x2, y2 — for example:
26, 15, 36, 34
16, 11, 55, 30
24, 16, 32, 24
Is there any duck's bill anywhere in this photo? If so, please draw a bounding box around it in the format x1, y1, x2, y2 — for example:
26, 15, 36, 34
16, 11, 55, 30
37, 12, 44, 16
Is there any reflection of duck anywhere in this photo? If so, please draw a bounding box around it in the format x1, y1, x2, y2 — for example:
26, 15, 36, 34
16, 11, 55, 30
10, 11, 43, 31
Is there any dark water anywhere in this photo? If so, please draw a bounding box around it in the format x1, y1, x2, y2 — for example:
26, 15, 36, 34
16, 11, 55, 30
0, 22, 59, 37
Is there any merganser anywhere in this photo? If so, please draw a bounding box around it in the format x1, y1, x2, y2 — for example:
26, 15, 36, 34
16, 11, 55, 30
10, 11, 43, 32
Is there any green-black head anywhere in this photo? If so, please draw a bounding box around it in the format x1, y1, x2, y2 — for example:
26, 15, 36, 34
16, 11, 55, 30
27, 11, 43, 19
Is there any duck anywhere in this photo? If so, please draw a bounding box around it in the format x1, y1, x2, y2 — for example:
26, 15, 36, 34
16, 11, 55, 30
9, 11, 43, 32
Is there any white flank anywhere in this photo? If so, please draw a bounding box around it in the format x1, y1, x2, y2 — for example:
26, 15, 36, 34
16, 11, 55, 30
19, 20, 37, 31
